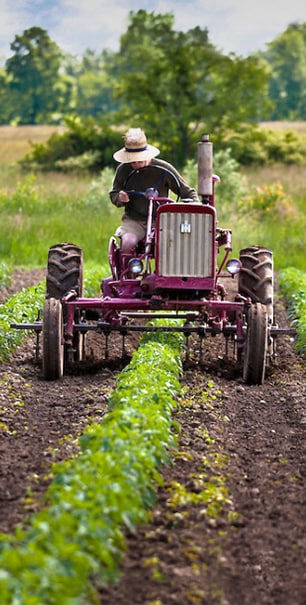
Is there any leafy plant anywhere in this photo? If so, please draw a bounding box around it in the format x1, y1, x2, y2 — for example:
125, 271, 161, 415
0, 264, 105, 361
0, 262, 10, 289
19, 116, 123, 172
0, 282, 45, 362
239, 182, 297, 221
183, 147, 248, 207
224, 124, 306, 166
279, 267, 306, 354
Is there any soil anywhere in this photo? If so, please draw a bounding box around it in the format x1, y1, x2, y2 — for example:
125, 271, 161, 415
0, 269, 305, 605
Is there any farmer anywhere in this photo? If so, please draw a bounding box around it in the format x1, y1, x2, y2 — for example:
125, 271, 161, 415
109, 127, 199, 255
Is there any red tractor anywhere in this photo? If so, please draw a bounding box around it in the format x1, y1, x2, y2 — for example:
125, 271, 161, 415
12, 135, 294, 383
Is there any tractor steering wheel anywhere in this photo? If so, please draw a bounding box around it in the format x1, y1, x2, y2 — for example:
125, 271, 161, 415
123, 164, 180, 203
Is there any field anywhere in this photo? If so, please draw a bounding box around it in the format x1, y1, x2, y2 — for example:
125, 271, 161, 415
260, 120, 306, 135
0, 125, 305, 605
0, 124, 305, 270
0, 125, 67, 162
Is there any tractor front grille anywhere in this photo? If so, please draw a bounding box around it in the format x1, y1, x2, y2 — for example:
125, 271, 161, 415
157, 210, 214, 277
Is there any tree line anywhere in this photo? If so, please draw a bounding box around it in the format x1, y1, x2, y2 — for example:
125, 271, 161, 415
1, 11, 306, 167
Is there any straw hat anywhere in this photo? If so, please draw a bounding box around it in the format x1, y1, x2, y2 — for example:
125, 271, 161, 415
113, 128, 160, 163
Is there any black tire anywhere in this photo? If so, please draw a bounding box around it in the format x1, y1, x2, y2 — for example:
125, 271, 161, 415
46, 242, 84, 299
239, 246, 274, 325
43, 298, 64, 380
243, 302, 268, 385
45, 242, 84, 363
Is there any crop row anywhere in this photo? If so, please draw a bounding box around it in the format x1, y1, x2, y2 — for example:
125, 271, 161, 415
279, 267, 306, 354
0, 321, 184, 604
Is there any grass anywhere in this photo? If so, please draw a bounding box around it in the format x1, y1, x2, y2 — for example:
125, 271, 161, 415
238, 164, 306, 269
0, 125, 66, 162
0, 125, 305, 271
241, 163, 306, 198
0, 127, 118, 266
260, 121, 306, 135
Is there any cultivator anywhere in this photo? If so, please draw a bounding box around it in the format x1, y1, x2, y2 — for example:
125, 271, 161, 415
10, 134, 296, 383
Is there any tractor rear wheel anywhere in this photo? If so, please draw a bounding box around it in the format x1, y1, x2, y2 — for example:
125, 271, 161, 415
43, 297, 64, 380
45, 242, 84, 364
239, 246, 273, 325
46, 242, 84, 299
243, 302, 268, 385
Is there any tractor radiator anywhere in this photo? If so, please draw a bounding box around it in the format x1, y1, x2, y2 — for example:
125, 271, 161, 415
157, 210, 214, 277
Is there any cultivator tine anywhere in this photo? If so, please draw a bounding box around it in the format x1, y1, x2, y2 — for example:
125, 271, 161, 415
233, 335, 236, 359
225, 334, 229, 357
33, 309, 41, 364
35, 330, 40, 364
121, 331, 127, 358
104, 333, 110, 359
81, 333, 86, 360
199, 333, 204, 363
185, 334, 190, 361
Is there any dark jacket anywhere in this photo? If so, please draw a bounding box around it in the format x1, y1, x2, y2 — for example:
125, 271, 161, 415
109, 158, 199, 221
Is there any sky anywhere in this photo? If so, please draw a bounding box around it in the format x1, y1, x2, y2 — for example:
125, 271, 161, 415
0, 0, 305, 63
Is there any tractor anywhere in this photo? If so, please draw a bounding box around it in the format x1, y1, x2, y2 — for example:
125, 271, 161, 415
11, 134, 295, 383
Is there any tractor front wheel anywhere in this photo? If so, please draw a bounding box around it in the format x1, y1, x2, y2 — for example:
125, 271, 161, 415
239, 246, 273, 324
243, 302, 268, 385
43, 297, 64, 380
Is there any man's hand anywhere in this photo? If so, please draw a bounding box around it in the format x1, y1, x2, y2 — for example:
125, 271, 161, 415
118, 190, 130, 203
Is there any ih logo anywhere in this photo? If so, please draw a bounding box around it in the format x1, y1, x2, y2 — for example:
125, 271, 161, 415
180, 219, 191, 233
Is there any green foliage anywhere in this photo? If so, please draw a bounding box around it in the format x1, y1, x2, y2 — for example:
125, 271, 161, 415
20, 116, 123, 172
0, 282, 45, 362
0, 262, 10, 289
0, 174, 40, 213
111, 10, 270, 167
6, 27, 65, 125
0, 71, 12, 125
223, 124, 306, 165
183, 147, 248, 205
1, 17, 306, 126
279, 267, 306, 354
239, 182, 296, 221
0, 265, 104, 361
1, 139, 305, 271
0, 169, 119, 266
74, 49, 118, 117
228, 172, 306, 270
83, 262, 109, 297
262, 22, 306, 120
17, 119, 306, 173
0, 327, 182, 604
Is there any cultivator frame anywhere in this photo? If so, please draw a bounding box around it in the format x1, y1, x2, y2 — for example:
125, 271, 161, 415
10, 135, 296, 383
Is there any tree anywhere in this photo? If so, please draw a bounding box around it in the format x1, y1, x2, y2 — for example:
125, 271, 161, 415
110, 10, 271, 166
0, 70, 12, 124
6, 27, 66, 124
263, 22, 306, 120
75, 49, 118, 117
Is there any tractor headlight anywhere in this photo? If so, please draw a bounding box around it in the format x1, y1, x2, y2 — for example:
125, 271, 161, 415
226, 258, 241, 275
128, 258, 143, 275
